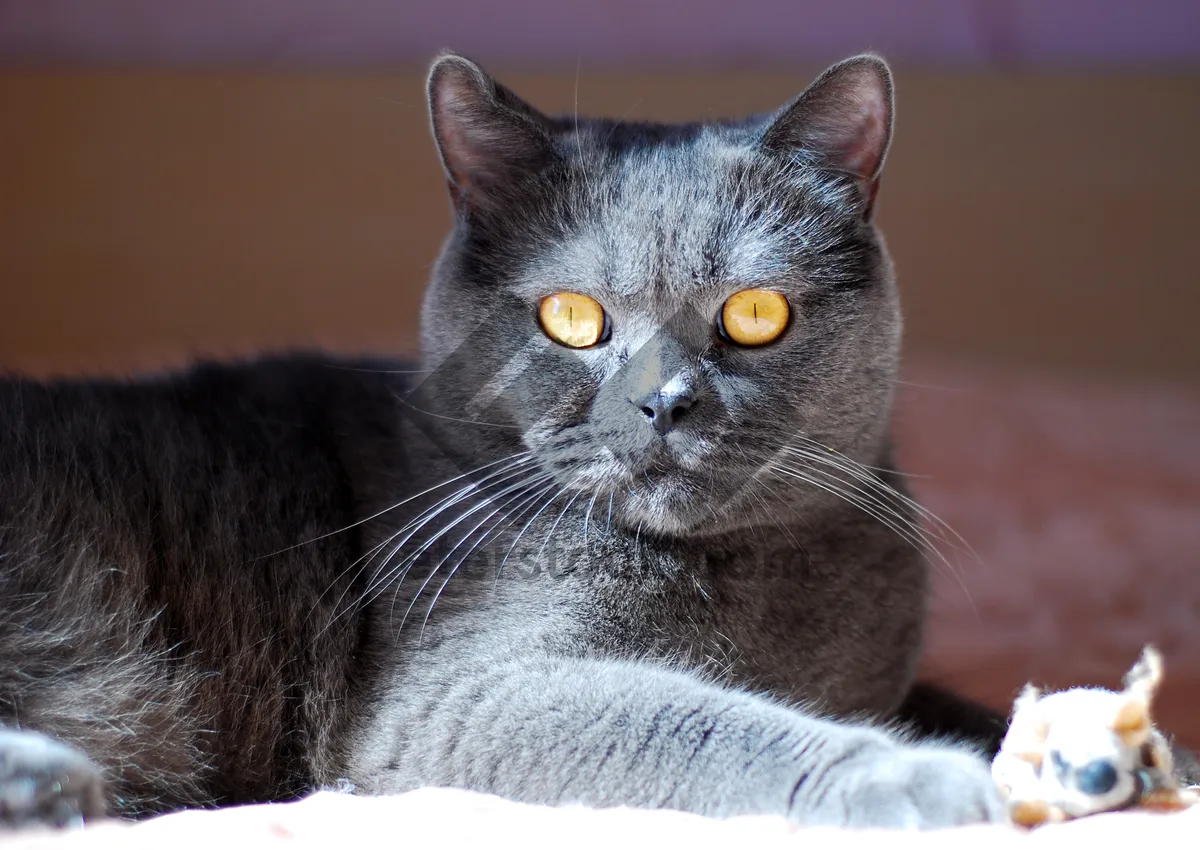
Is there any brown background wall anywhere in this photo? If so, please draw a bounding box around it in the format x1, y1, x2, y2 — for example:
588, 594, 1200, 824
2, 68, 1198, 381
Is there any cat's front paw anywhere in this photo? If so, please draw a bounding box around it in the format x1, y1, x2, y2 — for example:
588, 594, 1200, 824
821, 744, 1005, 829
0, 729, 107, 830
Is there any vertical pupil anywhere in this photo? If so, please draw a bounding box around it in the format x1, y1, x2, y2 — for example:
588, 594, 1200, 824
752, 301, 758, 321
568, 305, 573, 325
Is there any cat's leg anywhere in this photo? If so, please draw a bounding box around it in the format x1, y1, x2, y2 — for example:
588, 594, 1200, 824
0, 727, 107, 830
0, 592, 217, 823
353, 655, 1004, 828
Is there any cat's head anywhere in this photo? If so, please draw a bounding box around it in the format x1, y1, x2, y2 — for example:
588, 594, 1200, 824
413, 54, 901, 538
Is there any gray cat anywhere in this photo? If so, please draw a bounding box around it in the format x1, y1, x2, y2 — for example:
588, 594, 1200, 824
0, 52, 1012, 831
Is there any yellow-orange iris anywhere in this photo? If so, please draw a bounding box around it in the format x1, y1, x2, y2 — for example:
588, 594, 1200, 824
721, 289, 790, 346
538, 292, 607, 348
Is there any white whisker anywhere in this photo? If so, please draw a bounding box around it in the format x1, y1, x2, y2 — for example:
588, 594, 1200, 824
533, 488, 583, 569
496, 484, 567, 586
582, 485, 602, 546
350, 457, 542, 617
769, 460, 977, 613
785, 441, 980, 564
278, 451, 532, 563
402, 472, 555, 639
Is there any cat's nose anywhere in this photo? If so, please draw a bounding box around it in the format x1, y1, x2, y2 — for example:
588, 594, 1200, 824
632, 387, 694, 436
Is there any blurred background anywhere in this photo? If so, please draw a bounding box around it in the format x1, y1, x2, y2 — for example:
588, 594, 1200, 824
0, 1, 1198, 740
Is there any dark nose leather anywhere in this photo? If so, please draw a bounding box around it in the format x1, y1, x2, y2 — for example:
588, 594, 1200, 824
633, 387, 694, 436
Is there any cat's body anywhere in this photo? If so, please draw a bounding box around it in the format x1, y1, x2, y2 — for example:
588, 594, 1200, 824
0, 357, 407, 814
0, 354, 970, 826
0, 54, 1014, 829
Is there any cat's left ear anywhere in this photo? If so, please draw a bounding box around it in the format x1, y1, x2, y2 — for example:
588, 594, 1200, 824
761, 54, 894, 218
427, 53, 558, 214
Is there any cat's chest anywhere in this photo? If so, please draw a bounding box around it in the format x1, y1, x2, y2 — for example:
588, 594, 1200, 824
561, 534, 926, 716
364, 492, 925, 717
554, 541, 807, 672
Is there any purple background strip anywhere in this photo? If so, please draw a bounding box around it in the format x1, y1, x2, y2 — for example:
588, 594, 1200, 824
0, 0, 1197, 69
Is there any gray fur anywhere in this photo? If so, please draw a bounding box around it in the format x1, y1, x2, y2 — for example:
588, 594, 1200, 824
0, 54, 1007, 829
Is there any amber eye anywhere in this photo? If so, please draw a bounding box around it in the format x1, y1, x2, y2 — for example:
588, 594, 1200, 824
719, 289, 790, 346
538, 292, 608, 348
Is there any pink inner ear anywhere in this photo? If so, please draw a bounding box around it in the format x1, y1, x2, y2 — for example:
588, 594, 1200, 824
432, 93, 486, 190
816, 67, 891, 180
429, 58, 503, 191
841, 98, 889, 179
438, 123, 482, 190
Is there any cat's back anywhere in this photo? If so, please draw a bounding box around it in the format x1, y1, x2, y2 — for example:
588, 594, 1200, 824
0, 354, 407, 812
0, 354, 407, 584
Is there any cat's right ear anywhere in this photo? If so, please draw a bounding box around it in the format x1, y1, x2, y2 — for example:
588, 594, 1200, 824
427, 54, 557, 214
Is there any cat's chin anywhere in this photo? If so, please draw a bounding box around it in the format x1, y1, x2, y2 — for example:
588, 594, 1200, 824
618, 504, 701, 537
559, 451, 758, 537
608, 475, 735, 538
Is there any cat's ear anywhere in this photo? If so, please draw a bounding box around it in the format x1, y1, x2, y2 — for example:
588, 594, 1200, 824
427, 53, 557, 213
761, 54, 894, 217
